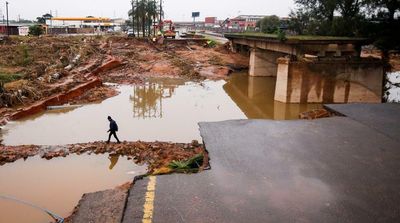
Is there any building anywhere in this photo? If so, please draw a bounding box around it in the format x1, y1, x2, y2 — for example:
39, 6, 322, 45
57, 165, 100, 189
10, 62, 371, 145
18, 26, 29, 36
205, 17, 217, 27
0, 24, 22, 35
229, 15, 266, 30
47, 17, 114, 31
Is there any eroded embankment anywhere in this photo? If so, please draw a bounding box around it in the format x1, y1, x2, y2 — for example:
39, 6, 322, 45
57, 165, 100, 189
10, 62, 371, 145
0, 140, 206, 174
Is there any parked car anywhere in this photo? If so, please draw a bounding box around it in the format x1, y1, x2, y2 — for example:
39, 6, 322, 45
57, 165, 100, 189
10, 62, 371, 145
127, 29, 135, 37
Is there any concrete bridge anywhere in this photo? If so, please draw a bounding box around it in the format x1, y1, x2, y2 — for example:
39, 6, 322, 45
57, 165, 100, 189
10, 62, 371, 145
225, 33, 384, 104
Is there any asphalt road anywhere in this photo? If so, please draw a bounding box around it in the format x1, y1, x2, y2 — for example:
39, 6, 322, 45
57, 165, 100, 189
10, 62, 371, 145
123, 109, 400, 222
325, 103, 400, 142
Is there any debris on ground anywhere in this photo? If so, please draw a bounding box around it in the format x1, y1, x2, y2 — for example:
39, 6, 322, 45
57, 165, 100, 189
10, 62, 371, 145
299, 109, 332, 120
0, 141, 206, 173
0, 36, 248, 124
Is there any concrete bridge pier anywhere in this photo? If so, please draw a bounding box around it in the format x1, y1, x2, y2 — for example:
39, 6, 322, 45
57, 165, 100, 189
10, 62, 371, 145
274, 58, 384, 103
249, 49, 285, 77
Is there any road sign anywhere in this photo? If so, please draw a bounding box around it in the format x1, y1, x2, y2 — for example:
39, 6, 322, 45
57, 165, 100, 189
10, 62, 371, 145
192, 12, 200, 18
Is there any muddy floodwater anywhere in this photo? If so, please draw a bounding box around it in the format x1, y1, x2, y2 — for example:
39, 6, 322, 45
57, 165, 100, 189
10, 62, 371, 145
0, 73, 321, 223
1, 73, 321, 146
0, 154, 146, 223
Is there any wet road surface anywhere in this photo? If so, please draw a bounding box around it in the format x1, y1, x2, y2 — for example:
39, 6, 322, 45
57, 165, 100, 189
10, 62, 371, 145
123, 115, 400, 222
325, 103, 400, 142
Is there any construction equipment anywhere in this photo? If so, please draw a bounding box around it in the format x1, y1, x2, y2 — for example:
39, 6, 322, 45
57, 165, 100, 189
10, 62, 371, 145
160, 20, 176, 39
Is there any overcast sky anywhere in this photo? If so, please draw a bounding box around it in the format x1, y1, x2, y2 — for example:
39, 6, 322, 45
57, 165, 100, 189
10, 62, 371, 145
0, 0, 295, 21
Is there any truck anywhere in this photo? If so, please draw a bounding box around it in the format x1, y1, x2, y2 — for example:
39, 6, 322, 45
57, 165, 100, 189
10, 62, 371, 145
160, 20, 176, 39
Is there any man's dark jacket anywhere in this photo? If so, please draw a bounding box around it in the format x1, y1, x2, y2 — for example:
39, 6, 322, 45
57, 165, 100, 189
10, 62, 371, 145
109, 120, 119, 132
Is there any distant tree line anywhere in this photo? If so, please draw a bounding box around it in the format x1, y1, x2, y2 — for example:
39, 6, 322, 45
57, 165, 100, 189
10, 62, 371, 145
256, 1, 399, 59
289, 0, 400, 59
128, 0, 162, 37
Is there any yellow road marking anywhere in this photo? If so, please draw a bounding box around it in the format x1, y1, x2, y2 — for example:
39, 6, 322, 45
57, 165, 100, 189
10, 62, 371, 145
143, 176, 157, 223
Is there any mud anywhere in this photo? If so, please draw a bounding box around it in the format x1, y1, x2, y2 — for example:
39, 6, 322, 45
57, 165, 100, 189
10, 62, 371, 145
70, 85, 120, 105
0, 36, 248, 124
0, 140, 205, 174
299, 108, 333, 120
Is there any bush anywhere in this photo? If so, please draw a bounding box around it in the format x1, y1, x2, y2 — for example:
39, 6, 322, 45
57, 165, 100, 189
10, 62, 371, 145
257, 15, 281, 34
277, 29, 287, 42
29, 25, 44, 36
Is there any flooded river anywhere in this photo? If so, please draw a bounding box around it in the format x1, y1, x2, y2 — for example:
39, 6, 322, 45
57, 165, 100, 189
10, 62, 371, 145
0, 72, 321, 222
1, 73, 321, 145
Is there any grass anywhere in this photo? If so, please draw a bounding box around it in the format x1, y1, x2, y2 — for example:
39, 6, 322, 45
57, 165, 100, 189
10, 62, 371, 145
14, 45, 33, 66
0, 73, 25, 84
226, 32, 367, 41
168, 153, 204, 170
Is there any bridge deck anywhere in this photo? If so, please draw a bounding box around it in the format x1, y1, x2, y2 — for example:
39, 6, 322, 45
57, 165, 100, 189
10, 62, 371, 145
225, 33, 369, 45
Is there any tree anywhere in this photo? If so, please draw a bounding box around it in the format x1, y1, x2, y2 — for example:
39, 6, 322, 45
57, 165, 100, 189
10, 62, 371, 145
295, 0, 338, 31
365, 0, 400, 21
257, 15, 281, 34
128, 0, 161, 37
36, 13, 53, 24
29, 25, 44, 36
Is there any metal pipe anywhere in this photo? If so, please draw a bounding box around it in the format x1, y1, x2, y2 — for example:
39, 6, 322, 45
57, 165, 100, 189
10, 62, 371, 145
0, 195, 64, 223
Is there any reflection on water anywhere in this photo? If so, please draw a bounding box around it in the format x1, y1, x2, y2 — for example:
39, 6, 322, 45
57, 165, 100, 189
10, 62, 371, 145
224, 73, 322, 120
0, 154, 147, 223
1, 73, 321, 146
130, 79, 180, 119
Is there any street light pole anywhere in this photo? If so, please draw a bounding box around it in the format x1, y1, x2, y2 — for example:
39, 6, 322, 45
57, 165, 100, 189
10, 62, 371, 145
6, 1, 9, 36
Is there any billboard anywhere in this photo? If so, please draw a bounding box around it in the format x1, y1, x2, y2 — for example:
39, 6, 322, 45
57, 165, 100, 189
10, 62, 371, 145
192, 12, 200, 18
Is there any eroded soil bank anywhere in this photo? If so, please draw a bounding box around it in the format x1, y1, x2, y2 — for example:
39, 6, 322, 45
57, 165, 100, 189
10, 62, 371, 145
0, 140, 205, 173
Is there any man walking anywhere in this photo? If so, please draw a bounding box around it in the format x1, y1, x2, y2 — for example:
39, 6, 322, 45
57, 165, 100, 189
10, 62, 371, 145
107, 116, 121, 144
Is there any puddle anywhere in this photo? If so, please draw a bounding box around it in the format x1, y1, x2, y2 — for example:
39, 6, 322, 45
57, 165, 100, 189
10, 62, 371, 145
0, 153, 146, 223
1, 73, 321, 146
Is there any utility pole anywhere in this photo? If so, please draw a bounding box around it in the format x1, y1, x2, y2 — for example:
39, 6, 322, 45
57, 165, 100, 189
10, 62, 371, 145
159, 0, 162, 23
153, 0, 156, 36
6, 1, 9, 36
131, 0, 135, 36
136, 0, 139, 36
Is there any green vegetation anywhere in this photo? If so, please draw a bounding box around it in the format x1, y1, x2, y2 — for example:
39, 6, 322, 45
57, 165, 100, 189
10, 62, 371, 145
128, 0, 161, 37
28, 25, 44, 37
206, 39, 217, 48
14, 45, 32, 66
226, 32, 366, 41
36, 13, 53, 24
277, 29, 287, 42
257, 15, 281, 34
168, 153, 204, 171
289, 0, 399, 60
0, 73, 25, 84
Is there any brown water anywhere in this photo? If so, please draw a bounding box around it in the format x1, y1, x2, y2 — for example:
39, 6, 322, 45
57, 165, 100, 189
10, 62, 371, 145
0, 154, 146, 223
0, 73, 321, 223
1, 73, 321, 146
